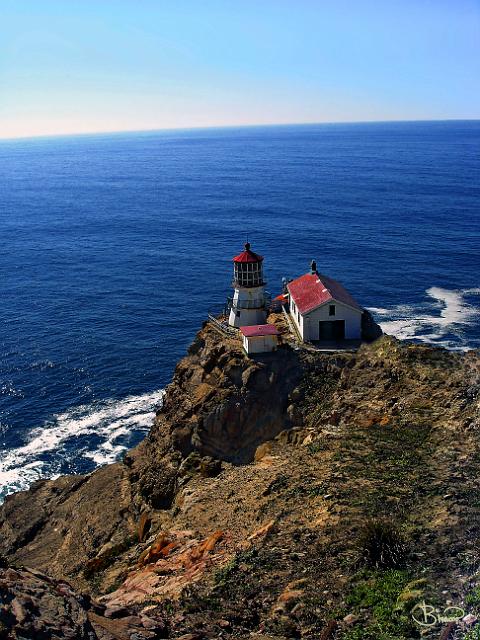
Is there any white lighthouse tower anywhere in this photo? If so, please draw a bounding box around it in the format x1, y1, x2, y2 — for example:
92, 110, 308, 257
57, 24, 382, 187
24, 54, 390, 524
228, 242, 267, 328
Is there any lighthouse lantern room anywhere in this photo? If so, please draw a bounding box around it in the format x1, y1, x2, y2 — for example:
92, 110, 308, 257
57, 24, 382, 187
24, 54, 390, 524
228, 242, 267, 328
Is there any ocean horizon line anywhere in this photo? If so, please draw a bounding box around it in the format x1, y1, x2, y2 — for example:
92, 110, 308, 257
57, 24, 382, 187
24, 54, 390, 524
1, 117, 479, 143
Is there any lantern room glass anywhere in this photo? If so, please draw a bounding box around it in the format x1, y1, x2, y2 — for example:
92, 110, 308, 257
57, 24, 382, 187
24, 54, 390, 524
234, 261, 264, 287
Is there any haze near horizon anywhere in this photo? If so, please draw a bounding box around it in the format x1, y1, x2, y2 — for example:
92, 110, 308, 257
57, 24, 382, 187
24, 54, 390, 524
1, 0, 479, 139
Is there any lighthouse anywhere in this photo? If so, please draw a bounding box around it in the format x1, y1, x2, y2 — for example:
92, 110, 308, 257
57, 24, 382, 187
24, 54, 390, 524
228, 242, 267, 328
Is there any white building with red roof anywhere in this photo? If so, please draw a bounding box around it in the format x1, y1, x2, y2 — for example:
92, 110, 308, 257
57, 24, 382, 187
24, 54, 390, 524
287, 261, 363, 342
228, 242, 267, 328
240, 324, 279, 354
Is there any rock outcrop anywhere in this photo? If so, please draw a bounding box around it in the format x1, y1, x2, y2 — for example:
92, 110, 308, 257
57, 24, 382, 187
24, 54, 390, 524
361, 308, 383, 341
0, 563, 97, 640
0, 464, 137, 590
0, 562, 167, 639
1, 325, 479, 639
163, 329, 302, 462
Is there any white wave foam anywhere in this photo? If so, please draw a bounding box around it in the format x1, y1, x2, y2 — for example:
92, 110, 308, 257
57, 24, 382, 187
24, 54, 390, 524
368, 287, 480, 349
0, 389, 164, 500
0, 382, 24, 398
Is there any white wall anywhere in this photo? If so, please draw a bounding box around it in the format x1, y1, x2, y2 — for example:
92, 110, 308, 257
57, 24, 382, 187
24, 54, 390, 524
229, 284, 266, 327
290, 299, 303, 336
243, 334, 278, 354
302, 300, 362, 340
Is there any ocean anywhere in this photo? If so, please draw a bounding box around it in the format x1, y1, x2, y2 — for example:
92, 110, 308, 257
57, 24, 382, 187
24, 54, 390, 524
1, 120, 479, 501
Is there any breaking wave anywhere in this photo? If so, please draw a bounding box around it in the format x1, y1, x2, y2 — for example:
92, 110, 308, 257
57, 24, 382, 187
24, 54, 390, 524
0, 389, 164, 502
369, 287, 480, 350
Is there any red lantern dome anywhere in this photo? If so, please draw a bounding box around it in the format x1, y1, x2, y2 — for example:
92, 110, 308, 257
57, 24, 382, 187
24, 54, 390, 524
233, 242, 264, 264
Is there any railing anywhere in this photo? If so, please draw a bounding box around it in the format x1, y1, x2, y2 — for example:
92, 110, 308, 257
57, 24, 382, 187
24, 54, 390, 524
207, 314, 238, 337
232, 279, 266, 288
226, 292, 272, 312
282, 304, 302, 345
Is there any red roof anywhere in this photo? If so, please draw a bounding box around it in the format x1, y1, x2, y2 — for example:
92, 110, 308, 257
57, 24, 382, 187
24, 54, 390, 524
240, 324, 280, 337
233, 242, 264, 263
287, 272, 361, 315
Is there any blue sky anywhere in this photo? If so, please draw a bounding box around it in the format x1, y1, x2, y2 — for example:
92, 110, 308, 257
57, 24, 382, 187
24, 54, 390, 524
1, 0, 479, 138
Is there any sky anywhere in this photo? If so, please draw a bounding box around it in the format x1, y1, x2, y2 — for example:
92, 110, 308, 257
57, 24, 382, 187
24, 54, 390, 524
0, 0, 479, 139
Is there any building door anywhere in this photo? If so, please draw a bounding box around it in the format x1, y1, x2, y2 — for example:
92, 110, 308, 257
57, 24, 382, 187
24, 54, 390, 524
319, 320, 345, 341
333, 320, 345, 340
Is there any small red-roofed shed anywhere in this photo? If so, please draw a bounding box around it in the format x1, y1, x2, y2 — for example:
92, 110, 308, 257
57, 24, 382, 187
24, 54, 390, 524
240, 324, 280, 354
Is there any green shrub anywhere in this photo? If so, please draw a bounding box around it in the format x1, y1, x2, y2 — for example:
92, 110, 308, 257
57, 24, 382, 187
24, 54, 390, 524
342, 569, 420, 639
464, 626, 480, 640
466, 587, 480, 609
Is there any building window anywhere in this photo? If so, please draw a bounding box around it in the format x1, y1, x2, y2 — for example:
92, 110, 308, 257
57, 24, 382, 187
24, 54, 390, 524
329, 304, 336, 316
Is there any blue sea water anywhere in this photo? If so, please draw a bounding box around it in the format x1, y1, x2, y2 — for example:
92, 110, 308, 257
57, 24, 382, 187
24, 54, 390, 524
1, 121, 479, 500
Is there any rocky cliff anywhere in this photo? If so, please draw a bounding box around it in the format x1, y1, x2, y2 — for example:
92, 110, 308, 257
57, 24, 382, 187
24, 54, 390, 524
1, 324, 479, 639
